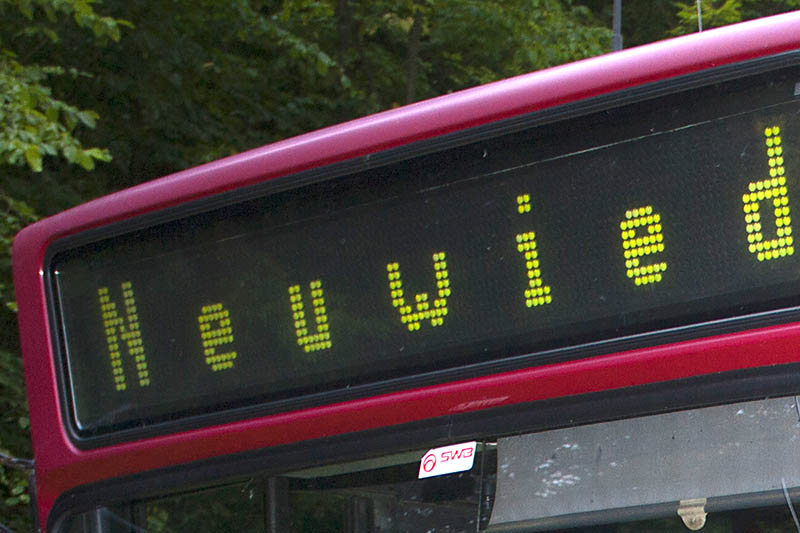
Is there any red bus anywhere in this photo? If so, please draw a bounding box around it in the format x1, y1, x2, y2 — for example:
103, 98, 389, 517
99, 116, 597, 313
14, 11, 800, 532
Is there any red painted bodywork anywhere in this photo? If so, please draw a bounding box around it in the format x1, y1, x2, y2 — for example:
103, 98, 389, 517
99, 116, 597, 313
13, 11, 800, 529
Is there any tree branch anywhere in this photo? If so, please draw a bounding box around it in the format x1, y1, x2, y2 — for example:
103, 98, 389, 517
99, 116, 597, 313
405, 7, 423, 104
0, 452, 33, 471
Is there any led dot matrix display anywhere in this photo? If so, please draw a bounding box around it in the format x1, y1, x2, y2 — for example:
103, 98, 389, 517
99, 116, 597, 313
620, 206, 667, 286
742, 126, 794, 262
387, 253, 450, 331
198, 303, 237, 371
514, 194, 553, 307
288, 280, 332, 352
53, 62, 800, 438
97, 282, 149, 391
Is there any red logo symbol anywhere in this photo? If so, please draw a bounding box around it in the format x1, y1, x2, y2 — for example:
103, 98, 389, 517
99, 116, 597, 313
441, 447, 473, 461
422, 453, 437, 473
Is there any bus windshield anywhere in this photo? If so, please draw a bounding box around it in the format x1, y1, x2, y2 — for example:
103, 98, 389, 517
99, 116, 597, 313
59, 397, 800, 532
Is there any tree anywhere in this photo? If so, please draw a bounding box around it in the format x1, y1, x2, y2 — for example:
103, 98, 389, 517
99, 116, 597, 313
582, 0, 800, 47
280, 0, 610, 110
672, 0, 742, 33
0, 0, 130, 172
671, 0, 800, 36
582, 0, 678, 47
13, 0, 611, 197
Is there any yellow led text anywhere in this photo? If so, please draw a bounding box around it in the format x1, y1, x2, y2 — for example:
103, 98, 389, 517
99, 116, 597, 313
742, 125, 794, 261
97, 282, 150, 391
515, 194, 552, 307
620, 206, 666, 286
198, 303, 237, 371
288, 280, 332, 352
387, 252, 450, 331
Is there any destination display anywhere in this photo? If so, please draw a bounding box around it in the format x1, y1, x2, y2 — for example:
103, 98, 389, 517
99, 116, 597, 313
51, 64, 800, 439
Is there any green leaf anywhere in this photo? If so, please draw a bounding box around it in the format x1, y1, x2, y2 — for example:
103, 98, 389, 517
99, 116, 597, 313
23, 145, 42, 172
75, 150, 95, 170
83, 147, 112, 162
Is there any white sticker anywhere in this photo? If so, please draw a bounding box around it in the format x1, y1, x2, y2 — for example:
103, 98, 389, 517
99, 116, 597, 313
418, 441, 477, 479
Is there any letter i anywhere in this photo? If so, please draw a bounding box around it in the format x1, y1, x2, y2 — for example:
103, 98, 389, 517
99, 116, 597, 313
514, 194, 552, 307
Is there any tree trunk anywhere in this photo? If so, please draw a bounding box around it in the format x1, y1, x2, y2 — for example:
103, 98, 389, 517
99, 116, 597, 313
335, 0, 355, 62
406, 8, 424, 104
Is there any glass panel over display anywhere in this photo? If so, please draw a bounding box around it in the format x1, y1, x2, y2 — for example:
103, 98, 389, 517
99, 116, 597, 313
52, 61, 800, 437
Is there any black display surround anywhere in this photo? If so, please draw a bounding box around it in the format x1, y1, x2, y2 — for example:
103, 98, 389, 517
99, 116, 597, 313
47, 53, 800, 445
